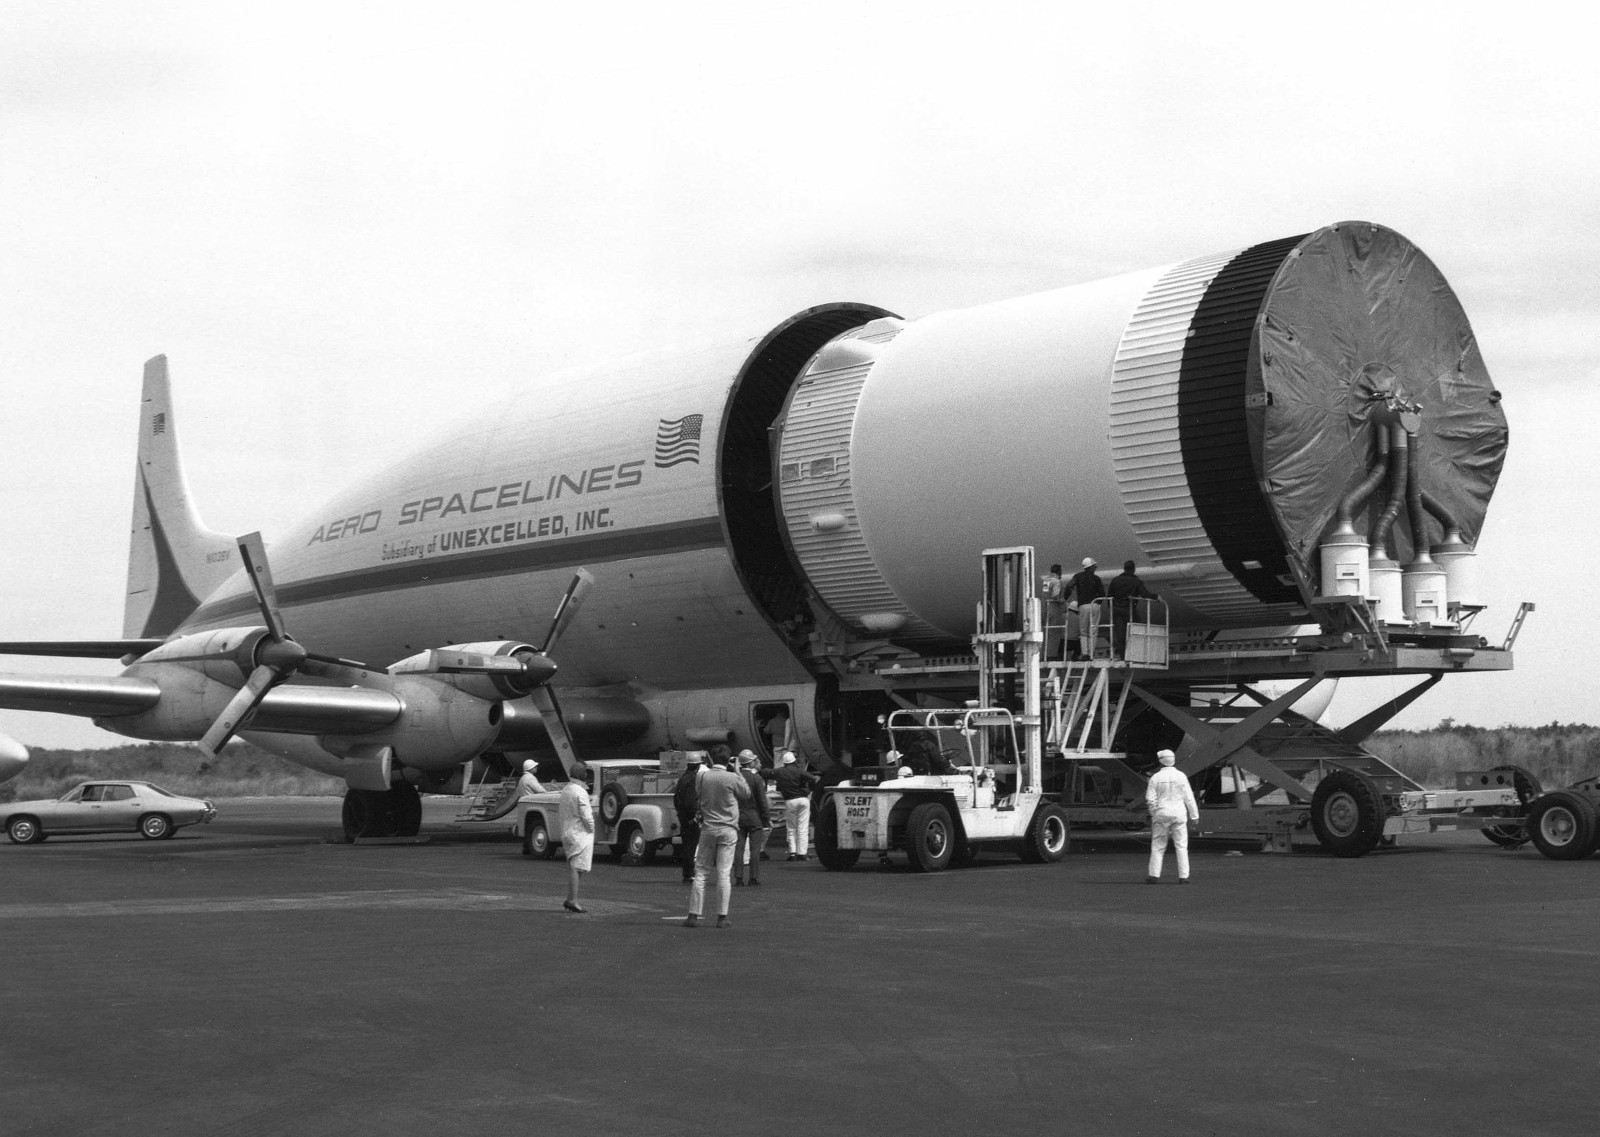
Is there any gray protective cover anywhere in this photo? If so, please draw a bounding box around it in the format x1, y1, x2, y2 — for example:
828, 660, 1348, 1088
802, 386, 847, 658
1248, 222, 1507, 568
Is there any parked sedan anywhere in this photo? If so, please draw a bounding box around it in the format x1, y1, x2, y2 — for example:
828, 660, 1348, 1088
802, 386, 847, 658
3, 781, 217, 843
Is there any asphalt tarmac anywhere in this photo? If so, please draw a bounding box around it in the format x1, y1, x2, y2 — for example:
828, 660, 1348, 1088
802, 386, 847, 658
2, 797, 1595, 1137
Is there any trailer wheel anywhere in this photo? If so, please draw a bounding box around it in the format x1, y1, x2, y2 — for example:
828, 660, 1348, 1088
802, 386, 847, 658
815, 798, 860, 871
1020, 803, 1069, 863
1481, 765, 1543, 848
1527, 792, 1600, 861
905, 802, 955, 873
1310, 770, 1386, 858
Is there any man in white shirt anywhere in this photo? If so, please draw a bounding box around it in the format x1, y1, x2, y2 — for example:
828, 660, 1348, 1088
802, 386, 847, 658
1144, 748, 1199, 883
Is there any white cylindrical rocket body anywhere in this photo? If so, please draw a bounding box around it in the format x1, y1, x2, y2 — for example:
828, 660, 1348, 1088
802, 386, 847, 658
776, 221, 1507, 641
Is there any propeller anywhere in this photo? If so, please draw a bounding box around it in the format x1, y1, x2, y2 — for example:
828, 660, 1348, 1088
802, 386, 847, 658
418, 568, 593, 776
541, 568, 594, 654
199, 532, 374, 755
528, 568, 592, 775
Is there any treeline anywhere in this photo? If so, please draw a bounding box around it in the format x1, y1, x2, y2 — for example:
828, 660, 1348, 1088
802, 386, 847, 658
1366, 722, 1600, 791
5, 724, 1599, 802
0, 741, 344, 803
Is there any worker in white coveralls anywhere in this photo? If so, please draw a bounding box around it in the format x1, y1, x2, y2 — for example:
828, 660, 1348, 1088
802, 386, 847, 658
1145, 748, 1199, 883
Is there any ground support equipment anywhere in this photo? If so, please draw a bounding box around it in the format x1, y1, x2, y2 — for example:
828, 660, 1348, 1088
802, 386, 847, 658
843, 551, 1526, 858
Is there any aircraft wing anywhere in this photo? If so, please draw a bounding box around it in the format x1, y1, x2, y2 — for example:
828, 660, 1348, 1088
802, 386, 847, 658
0, 640, 166, 659
247, 686, 403, 734
0, 674, 402, 734
0, 674, 162, 717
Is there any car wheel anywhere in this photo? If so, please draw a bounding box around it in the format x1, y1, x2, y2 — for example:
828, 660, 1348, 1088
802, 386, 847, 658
7, 816, 44, 844
1527, 791, 1600, 861
599, 783, 629, 827
1020, 803, 1069, 863
523, 818, 552, 858
905, 802, 955, 873
617, 823, 648, 864
1310, 769, 1386, 858
139, 814, 174, 840
815, 798, 860, 871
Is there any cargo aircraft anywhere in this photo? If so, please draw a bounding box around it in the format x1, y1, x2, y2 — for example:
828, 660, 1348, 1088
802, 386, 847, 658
0, 222, 1507, 841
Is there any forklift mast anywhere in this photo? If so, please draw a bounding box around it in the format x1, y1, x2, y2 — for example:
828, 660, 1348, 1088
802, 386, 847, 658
976, 548, 1042, 796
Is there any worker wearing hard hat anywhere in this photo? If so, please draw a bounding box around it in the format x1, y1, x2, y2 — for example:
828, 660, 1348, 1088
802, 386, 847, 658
773, 751, 820, 861
1065, 557, 1106, 660
517, 758, 547, 798
1144, 749, 1199, 883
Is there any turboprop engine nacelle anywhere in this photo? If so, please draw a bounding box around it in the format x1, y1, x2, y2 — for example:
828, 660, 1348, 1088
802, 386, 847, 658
388, 640, 557, 701
321, 672, 503, 774
100, 627, 277, 740
133, 627, 271, 687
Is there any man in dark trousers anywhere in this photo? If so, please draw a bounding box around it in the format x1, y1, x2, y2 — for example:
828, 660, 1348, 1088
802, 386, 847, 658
733, 751, 771, 886
673, 753, 703, 882
1065, 556, 1106, 660
1108, 560, 1154, 661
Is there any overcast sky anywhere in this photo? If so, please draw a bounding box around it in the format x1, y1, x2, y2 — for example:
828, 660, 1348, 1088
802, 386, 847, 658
3, 1, 1597, 748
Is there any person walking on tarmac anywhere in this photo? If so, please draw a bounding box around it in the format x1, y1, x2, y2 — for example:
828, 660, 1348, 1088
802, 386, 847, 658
685, 745, 751, 928
558, 767, 595, 912
1065, 557, 1105, 660
1145, 749, 1199, 883
673, 753, 703, 883
1108, 560, 1154, 660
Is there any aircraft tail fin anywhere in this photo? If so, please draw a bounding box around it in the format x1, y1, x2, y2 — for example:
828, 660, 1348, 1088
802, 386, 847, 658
124, 356, 238, 638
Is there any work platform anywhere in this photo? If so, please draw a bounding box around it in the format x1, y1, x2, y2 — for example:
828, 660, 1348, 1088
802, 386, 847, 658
843, 594, 1530, 857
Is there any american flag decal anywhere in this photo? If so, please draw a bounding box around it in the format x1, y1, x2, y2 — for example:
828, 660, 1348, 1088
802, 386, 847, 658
654, 414, 703, 468
152, 412, 166, 436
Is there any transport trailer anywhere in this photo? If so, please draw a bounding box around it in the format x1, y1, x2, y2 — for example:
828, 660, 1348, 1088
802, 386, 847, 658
851, 548, 1528, 859
1453, 759, 1600, 862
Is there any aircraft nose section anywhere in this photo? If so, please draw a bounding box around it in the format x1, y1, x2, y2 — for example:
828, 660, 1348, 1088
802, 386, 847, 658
0, 730, 29, 783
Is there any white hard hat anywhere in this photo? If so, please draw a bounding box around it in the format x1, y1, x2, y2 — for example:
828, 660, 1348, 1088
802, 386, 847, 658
781, 752, 797, 765
737, 749, 756, 760
1082, 556, 1097, 568
1157, 749, 1177, 766
522, 759, 536, 773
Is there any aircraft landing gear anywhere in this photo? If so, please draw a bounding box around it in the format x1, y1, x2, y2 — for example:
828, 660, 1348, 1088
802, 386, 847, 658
342, 783, 423, 841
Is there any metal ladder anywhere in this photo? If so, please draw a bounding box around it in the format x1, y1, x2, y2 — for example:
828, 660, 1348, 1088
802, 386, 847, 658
454, 766, 518, 822
1046, 661, 1133, 754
